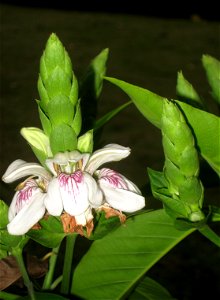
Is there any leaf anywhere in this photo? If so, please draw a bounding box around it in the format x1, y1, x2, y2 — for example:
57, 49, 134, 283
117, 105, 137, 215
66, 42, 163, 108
37, 101, 52, 136
0, 200, 9, 228
72, 209, 194, 299
0, 255, 21, 290
128, 276, 175, 300
15, 292, 69, 300
147, 168, 188, 218
50, 124, 77, 155
176, 71, 203, 108
94, 101, 132, 131
202, 55, 220, 104
80, 48, 109, 133
105, 77, 220, 175
28, 216, 66, 248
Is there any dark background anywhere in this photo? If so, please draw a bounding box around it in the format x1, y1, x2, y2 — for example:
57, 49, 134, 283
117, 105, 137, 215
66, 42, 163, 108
0, 2, 220, 299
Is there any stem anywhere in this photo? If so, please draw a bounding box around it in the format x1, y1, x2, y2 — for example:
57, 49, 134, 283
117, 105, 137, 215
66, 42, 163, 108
42, 245, 60, 290
60, 234, 77, 295
13, 248, 36, 300
199, 224, 220, 247
50, 275, 63, 290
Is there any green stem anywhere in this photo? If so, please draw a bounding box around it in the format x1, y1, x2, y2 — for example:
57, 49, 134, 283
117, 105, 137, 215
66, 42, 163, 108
13, 248, 36, 300
60, 234, 77, 295
199, 225, 220, 247
50, 275, 63, 290
42, 245, 60, 290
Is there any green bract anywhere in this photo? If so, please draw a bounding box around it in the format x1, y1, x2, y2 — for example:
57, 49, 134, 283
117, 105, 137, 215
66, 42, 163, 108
37, 33, 80, 155
161, 100, 204, 221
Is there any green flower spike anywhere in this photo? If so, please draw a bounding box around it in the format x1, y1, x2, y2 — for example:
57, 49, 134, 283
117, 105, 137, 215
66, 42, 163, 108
162, 100, 205, 222
37, 33, 80, 154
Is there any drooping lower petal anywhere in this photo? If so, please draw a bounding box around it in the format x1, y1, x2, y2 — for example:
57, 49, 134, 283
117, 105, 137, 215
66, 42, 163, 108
58, 171, 89, 216
85, 144, 130, 175
2, 159, 51, 183
98, 168, 145, 213
44, 177, 64, 216
7, 189, 46, 235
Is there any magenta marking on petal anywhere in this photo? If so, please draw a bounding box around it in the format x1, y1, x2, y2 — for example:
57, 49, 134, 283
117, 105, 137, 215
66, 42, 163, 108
99, 168, 128, 190
15, 180, 38, 213
58, 171, 84, 202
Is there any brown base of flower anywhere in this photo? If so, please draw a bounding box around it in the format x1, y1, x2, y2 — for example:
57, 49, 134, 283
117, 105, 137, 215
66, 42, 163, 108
97, 205, 127, 224
61, 212, 94, 237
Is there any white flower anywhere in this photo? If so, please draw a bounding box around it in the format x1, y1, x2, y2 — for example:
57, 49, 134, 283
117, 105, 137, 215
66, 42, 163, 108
2, 159, 51, 235
44, 144, 145, 226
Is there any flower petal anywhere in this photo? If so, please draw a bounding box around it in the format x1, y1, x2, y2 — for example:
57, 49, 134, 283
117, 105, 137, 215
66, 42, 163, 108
44, 177, 64, 216
2, 159, 51, 183
99, 182, 145, 213
7, 191, 46, 235
85, 144, 130, 174
84, 173, 103, 208
59, 171, 89, 216
75, 207, 93, 226
98, 168, 145, 213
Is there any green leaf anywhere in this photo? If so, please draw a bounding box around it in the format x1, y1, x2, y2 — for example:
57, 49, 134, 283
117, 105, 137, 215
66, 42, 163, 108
88, 211, 122, 240
0, 248, 8, 259
80, 48, 109, 133
28, 216, 66, 248
38, 76, 50, 112
105, 77, 220, 175
128, 276, 174, 300
15, 291, 69, 300
72, 209, 194, 299
0, 200, 9, 228
147, 168, 188, 218
94, 101, 132, 131
50, 124, 77, 155
202, 55, 220, 104
69, 72, 79, 106
47, 95, 74, 126
176, 71, 203, 108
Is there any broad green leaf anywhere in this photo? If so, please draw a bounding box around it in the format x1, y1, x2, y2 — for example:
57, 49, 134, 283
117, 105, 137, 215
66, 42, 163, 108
202, 55, 220, 104
15, 292, 69, 300
128, 276, 174, 300
28, 216, 66, 248
50, 124, 77, 155
94, 101, 132, 131
0, 248, 8, 259
105, 77, 220, 175
72, 209, 194, 299
176, 71, 203, 108
47, 95, 74, 126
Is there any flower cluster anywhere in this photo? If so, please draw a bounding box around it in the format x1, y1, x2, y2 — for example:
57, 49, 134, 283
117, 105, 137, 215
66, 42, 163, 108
2, 144, 145, 236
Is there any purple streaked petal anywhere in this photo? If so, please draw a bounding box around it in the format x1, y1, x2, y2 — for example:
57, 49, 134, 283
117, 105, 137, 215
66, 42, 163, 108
59, 171, 89, 216
44, 177, 63, 216
98, 180, 145, 213
85, 144, 130, 175
97, 168, 142, 194
7, 190, 46, 235
2, 159, 51, 183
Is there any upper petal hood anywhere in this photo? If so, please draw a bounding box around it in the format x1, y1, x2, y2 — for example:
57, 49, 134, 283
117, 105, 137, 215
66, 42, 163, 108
85, 144, 131, 175
2, 159, 52, 183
